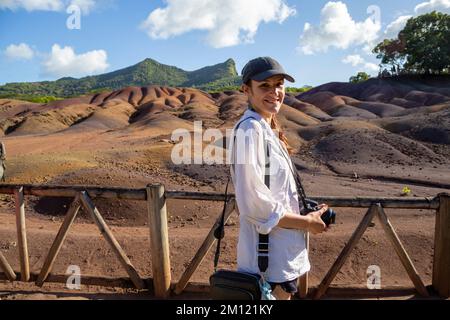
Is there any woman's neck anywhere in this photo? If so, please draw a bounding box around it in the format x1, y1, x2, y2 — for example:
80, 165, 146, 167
249, 106, 272, 124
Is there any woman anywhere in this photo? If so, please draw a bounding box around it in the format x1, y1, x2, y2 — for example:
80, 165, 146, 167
230, 57, 329, 300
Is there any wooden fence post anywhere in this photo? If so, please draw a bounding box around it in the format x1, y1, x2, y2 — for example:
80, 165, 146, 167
36, 195, 81, 287
314, 205, 377, 299
376, 205, 429, 297
433, 193, 450, 298
15, 186, 30, 282
298, 232, 309, 298
147, 184, 171, 299
174, 199, 236, 295
79, 191, 145, 290
0, 251, 16, 281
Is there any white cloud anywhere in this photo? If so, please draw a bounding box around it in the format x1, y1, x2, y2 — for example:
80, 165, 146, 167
415, 0, 450, 15
343, 54, 379, 73
298, 1, 381, 55
140, 0, 296, 48
0, 0, 97, 14
42, 44, 109, 78
342, 54, 364, 66
0, 0, 64, 11
69, 0, 94, 14
4, 43, 34, 60
384, 15, 413, 39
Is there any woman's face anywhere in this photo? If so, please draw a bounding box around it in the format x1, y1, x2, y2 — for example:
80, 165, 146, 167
243, 75, 286, 118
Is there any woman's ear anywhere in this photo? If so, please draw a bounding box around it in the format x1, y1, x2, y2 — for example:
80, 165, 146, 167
241, 83, 248, 95
241, 81, 253, 96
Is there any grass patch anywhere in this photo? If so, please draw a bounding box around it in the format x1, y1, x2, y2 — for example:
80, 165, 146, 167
0, 94, 63, 103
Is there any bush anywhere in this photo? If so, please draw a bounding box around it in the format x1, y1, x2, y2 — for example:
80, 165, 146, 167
349, 72, 371, 83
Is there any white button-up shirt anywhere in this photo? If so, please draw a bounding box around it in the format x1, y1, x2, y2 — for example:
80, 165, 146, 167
229, 108, 310, 282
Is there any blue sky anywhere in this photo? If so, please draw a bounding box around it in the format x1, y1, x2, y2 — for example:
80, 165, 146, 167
1, 0, 449, 87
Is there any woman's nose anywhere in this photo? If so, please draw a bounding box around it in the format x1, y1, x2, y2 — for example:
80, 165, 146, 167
268, 86, 278, 94
275, 87, 283, 95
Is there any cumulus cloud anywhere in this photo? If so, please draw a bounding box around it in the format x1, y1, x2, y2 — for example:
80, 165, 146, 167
140, 0, 296, 48
298, 1, 381, 55
0, 0, 63, 11
384, 15, 413, 39
415, 0, 450, 15
0, 0, 97, 14
68, 0, 95, 14
4, 43, 35, 60
42, 44, 109, 78
343, 54, 379, 73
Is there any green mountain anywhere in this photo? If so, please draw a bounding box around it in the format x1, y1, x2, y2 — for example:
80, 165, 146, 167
0, 58, 241, 98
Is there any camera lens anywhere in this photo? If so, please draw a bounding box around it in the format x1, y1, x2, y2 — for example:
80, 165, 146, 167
323, 209, 336, 226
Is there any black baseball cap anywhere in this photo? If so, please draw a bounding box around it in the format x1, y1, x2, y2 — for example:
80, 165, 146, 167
241, 57, 295, 84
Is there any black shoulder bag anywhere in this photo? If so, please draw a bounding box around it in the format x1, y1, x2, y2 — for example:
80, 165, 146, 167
209, 117, 272, 300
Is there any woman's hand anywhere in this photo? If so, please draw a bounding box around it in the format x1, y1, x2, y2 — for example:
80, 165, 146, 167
277, 204, 332, 233
306, 204, 329, 234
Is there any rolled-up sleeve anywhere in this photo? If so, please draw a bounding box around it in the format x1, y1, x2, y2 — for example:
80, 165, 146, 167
230, 120, 287, 234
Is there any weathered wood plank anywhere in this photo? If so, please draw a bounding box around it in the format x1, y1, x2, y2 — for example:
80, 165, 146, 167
0, 184, 441, 209
298, 232, 309, 298
432, 193, 450, 298
36, 195, 81, 287
0, 185, 146, 200
79, 191, 145, 290
376, 204, 429, 297
147, 184, 172, 299
314, 205, 377, 299
0, 251, 16, 281
174, 199, 236, 295
15, 187, 29, 282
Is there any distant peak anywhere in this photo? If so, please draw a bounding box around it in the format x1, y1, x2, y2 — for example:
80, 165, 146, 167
138, 58, 161, 66
57, 76, 77, 81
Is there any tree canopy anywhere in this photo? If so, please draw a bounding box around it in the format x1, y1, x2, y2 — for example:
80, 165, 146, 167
349, 72, 371, 83
373, 11, 450, 75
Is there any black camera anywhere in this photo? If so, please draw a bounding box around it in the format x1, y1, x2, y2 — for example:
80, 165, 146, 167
300, 199, 336, 227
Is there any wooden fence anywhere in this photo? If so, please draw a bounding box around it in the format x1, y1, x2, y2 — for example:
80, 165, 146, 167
0, 184, 449, 299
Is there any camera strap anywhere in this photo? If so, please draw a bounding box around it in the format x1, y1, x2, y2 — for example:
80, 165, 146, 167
277, 140, 310, 211
289, 160, 310, 210
214, 115, 270, 274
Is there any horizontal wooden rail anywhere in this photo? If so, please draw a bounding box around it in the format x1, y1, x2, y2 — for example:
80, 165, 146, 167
0, 272, 428, 298
0, 184, 145, 200
0, 184, 440, 209
0, 272, 147, 289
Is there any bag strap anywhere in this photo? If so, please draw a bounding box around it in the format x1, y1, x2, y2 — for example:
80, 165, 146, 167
214, 115, 270, 273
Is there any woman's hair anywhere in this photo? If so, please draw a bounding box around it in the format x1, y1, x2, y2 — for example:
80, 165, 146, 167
244, 80, 294, 155
270, 115, 294, 155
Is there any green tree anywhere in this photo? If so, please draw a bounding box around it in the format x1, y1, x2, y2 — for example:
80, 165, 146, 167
373, 11, 450, 75
349, 72, 371, 83
401, 11, 450, 74
285, 86, 313, 93
373, 38, 406, 74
